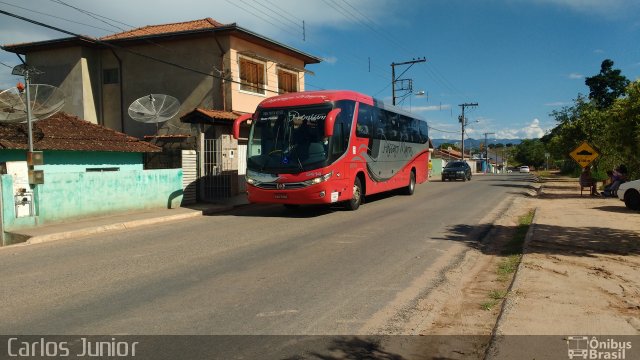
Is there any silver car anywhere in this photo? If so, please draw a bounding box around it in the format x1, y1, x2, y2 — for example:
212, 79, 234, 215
618, 179, 640, 211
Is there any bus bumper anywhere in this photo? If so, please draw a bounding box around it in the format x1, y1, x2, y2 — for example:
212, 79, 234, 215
246, 183, 347, 205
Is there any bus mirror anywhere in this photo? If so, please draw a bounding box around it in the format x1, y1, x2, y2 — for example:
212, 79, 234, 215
233, 113, 253, 139
324, 108, 342, 137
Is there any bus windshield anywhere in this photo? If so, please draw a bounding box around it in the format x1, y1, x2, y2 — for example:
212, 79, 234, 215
247, 104, 332, 173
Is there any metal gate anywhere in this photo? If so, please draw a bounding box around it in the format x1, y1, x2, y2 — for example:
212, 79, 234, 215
181, 150, 197, 205
237, 143, 247, 193
201, 137, 235, 202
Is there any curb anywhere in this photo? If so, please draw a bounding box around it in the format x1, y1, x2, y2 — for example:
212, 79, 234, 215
2, 202, 247, 249
16, 211, 205, 246
484, 207, 539, 359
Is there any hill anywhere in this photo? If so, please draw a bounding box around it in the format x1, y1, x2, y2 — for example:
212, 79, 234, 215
431, 138, 522, 149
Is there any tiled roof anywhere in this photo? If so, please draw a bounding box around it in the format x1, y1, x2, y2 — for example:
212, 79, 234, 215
0, 112, 161, 153
100, 18, 227, 41
180, 108, 245, 123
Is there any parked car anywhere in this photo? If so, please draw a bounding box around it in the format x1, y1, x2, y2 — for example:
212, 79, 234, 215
618, 179, 640, 211
519, 166, 530, 173
442, 161, 472, 181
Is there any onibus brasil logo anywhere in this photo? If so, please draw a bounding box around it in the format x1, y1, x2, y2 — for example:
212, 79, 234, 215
567, 336, 632, 359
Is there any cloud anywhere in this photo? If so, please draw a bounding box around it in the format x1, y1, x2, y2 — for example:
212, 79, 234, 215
568, 73, 584, 79
486, 118, 547, 139
413, 104, 451, 112
524, 0, 639, 17
545, 101, 571, 106
431, 117, 549, 140
522, 118, 546, 138
321, 56, 338, 65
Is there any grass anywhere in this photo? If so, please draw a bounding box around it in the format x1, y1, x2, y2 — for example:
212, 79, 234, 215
482, 210, 535, 310
535, 170, 552, 178
489, 289, 507, 300
481, 300, 499, 311
481, 290, 509, 311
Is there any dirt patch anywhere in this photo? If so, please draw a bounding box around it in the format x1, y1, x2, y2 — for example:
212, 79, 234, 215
379, 196, 536, 359
495, 179, 640, 336
408, 177, 640, 358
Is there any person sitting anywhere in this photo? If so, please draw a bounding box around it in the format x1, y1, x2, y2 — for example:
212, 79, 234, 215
579, 166, 598, 196
602, 165, 627, 197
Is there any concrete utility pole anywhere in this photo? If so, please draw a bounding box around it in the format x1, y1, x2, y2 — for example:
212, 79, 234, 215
391, 58, 426, 105
458, 103, 478, 160
484, 132, 495, 173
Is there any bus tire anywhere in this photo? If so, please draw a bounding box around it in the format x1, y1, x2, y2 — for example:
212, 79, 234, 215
346, 177, 363, 211
403, 170, 416, 195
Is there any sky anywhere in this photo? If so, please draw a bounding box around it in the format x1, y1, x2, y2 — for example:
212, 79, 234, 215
1, 0, 639, 141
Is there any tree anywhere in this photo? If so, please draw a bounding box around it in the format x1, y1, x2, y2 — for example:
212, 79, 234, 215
603, 80, 640, 179
439, 143, 459, 151
514, 139, 547, 168
585, 59, 630, 109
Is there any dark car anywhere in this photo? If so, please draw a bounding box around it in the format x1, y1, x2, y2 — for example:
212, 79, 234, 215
442, 161, 472, 181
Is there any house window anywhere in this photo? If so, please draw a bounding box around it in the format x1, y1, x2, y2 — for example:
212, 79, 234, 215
239, 57, 266, 95
278, 69, 298, 94
103, 68, 119, 84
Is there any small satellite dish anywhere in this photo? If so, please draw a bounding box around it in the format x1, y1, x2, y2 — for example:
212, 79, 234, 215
128, 94, 181, 132
0, 84, 65, 123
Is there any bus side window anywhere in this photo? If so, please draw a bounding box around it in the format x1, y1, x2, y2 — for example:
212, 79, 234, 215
356, 103, 372, 138
331, 123, 344, 156
418, 121, 429, 143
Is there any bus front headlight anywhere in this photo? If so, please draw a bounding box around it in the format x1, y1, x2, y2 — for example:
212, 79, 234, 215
246, 170, 278, 185
303, 172, 332, 186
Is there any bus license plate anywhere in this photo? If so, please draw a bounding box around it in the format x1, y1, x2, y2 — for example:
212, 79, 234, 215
274, 194, 288, 199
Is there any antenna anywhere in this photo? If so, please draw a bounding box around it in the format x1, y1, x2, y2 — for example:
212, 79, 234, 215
0, 84, 65, 123
128, 94, 181, 133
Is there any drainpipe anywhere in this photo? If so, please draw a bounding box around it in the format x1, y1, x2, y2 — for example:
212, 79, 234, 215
109, 48, 126, 133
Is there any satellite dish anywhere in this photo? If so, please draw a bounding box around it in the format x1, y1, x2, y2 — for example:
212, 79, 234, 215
0, 84, 65, 123
128, 94, 181, 132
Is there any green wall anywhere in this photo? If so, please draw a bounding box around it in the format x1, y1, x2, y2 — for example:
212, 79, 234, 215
2, 169, 183, 237
430, 158, 444, 178
0, 150, 143, 173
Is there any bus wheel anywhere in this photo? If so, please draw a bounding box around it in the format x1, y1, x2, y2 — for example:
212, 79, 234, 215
347, 177, 363, 211
403, 170, 416, 195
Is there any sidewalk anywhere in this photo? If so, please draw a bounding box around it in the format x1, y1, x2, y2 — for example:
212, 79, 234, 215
3, 194, 249, 246
488, 177, 640, 358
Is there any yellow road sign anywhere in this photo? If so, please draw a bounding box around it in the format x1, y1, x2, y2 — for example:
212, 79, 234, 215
569, 141, 599, 168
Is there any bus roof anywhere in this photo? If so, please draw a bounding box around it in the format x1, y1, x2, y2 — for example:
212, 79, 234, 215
259, 90, 369, 108
257, 90, 425, 121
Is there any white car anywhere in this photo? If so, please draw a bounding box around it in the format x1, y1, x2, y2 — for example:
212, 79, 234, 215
618, 179, 640, 211
519, 166, 530, 173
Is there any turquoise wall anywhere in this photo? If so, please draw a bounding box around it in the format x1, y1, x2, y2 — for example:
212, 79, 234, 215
0, 150, 143, 173
430, 158, 444, 177
1, 169, 183, 236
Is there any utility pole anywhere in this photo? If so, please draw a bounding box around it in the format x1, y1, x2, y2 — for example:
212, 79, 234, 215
484, 132, 495, 173
458, 103, 478, 160
391, 57, 426, 105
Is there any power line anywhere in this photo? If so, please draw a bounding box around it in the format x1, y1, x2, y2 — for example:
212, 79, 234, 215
0, 0, 115, 33
49, 0, 129, 32
226, 0, 301, 39
253, 0, 303, 30
428, 125, 459, 134
0, 9, 286, 96
0, 61, 16, 69
331, 0, 465, 101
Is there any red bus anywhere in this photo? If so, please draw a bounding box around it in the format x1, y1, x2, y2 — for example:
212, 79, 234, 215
232, 90, 430, 210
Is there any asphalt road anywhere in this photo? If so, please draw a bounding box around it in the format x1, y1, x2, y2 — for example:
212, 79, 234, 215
0, 173, 533, 337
